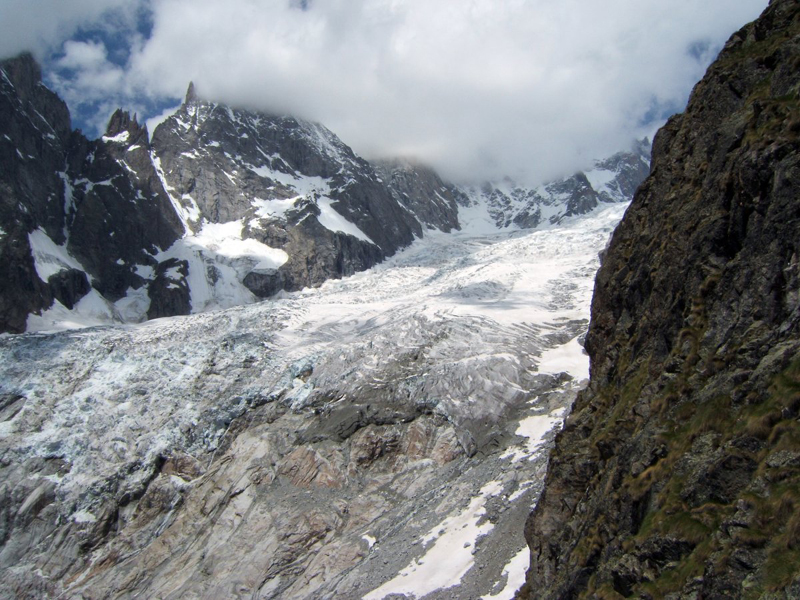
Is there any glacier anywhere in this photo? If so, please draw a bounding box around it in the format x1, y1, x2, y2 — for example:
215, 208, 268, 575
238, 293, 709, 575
0, 200, 628, 598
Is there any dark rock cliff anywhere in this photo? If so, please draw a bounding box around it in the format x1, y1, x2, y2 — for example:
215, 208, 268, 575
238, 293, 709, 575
64, 112, 185, 302
0, 54, 185, 332
0, 54, 69, 332
521, 0, 800, 597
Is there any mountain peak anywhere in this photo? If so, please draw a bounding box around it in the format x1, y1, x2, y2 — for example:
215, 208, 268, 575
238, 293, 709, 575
185, 81, 198, 105
0, 52, 43, 101
104, 108, 148, 145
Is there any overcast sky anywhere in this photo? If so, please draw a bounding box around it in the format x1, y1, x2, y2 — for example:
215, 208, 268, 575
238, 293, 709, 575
1, 0, 768, 184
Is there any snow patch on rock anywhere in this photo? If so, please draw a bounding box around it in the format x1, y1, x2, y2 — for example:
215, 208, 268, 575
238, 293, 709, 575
27, 228, 86, 281
365, 481, 504, 600
482, 546, 530, 600
316, 196, 374, 243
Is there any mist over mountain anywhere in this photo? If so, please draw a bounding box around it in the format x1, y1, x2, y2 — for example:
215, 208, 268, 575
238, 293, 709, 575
0, 0, 769, 183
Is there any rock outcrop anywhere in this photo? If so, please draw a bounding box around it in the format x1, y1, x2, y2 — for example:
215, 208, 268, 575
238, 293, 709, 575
521, 0, 800, 597
64, 111, 185, 302
150, 87, 432, 296
371, 158, 467, 233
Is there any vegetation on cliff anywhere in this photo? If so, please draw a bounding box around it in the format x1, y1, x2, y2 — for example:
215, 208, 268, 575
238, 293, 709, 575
522, 0, 800, 597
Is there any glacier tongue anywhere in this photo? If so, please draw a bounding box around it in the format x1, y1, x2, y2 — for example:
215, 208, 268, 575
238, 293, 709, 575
0, 202, 628, 598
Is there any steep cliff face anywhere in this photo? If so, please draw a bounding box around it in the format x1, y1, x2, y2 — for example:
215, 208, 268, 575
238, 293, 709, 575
522, 0, 800, 597
0, 54, 190, 332
64, 111, 185, 303
371, 158, 466, 233
0, 56, 67, 332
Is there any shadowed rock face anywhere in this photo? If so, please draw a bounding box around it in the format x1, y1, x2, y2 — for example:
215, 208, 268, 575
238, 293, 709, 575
64, 113, 185, 302
0, 54, 186, 331
0, 53, 72, 332
522, 0, 800, 597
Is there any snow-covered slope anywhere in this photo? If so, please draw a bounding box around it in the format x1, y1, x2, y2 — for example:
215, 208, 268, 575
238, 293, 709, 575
0, 200, 628, 598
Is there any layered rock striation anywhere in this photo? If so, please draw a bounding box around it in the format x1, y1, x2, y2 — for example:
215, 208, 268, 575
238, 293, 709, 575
522, 0, 800, 597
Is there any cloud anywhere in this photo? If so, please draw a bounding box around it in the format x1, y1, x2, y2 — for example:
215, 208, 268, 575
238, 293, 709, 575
57, 40, 125, 88
45, 40, 130, 134
145, 101, 182, 135
0, 0, 139, 60
5, 0, 769, 184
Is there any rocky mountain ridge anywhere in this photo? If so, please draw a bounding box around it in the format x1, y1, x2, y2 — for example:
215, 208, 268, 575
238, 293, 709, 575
521, 0, 800, 597
1, 53, 649, 334
461, 139, 650, 231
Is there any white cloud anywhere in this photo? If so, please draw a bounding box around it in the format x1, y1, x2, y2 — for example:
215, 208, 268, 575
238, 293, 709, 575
129, 0, 770, 182
57, 40, 125, 89
3, 0, 770, 183
0, 0, 139, 60
45, 40, 130, 134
